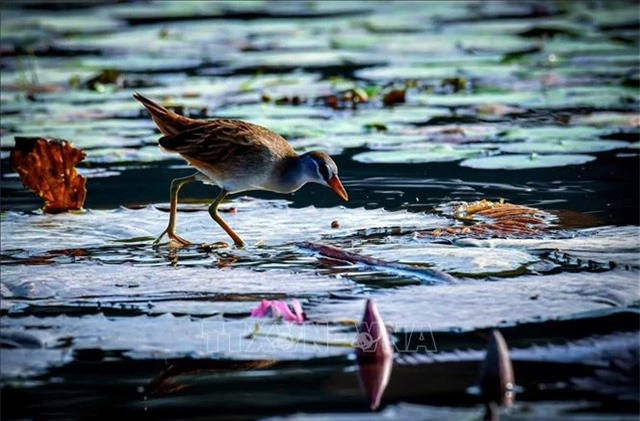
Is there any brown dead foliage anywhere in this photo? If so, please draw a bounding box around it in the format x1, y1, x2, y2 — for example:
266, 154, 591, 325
10, 137, 87, 214
323, 88, 369, 110
382, 89, 406, 106
428, 199, 555, 238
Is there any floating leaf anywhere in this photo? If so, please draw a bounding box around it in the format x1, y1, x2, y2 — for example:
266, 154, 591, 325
499, 139, 628, 154
10, 137, 87, 214
428, 199, 556, 239
474, 103, 525, 116
460, 154, 596, 170
499, 126, 605, 142
572, 112, 640, 128
353, 145, 485, 164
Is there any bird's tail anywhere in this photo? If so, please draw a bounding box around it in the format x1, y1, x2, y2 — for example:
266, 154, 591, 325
133, 92, 198, 136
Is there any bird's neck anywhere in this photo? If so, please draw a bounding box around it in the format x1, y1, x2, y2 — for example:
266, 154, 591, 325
276, 155, 314, 193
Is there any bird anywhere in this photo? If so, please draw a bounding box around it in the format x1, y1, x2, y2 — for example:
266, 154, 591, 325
133, 92, 348, 247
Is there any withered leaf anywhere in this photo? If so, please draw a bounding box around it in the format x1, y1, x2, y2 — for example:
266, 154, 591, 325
10, 137, 87, 214
427, 199, 556, 239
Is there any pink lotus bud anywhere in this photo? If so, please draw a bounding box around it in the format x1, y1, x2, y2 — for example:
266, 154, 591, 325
355, 299, 393, 360
355, 299, 394, 410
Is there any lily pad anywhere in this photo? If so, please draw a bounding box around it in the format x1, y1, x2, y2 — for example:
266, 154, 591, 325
0, 199, 446, 254
309, 269, 638, 330
500, 126, 605, 142
80, 56, 203, 73
460, 154, 597, 170
499, 139, 628, 154
358, 243, 538, 276
355, 63, 521, 82
290, 133, 427, 155
353, 145, 485, 164
228, 50, 385, 73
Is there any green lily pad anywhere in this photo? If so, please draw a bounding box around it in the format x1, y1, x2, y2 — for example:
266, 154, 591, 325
213, 103, 330, 120
1, 117, 157, 151
229, 50, 385, 72
356, 63, 521, 81
1, 58, 96, 88
499, 126, 605, 142
460, 153, 597, 170
499, 139, 629, 154
419, 90, 540, 107
80, 56, 202, 73
546, 38, 636, 56
290, 133, 427, 155
87, 146, 169, 164
571, 112, 640, 127
353, 144, 485, 164
20, 13, 125, 35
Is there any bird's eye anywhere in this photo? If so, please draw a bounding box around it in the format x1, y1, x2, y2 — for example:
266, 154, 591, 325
318, 163, 331, 181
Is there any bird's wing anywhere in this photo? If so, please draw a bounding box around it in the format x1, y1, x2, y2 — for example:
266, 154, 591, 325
158, 119, 290, 164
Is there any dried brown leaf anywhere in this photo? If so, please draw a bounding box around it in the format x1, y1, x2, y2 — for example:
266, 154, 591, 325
10, 137, 87, 214
428, 199, 555, 238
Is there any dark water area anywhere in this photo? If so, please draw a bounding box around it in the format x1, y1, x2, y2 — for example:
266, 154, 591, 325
1, 1, 639, 420
5, 148, 640, 225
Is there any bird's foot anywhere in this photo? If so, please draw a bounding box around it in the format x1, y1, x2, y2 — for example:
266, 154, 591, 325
153, 228, 193, 247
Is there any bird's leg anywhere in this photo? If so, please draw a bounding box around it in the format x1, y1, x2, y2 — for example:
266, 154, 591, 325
208, 190, 244, 247
154, 174, 198, 246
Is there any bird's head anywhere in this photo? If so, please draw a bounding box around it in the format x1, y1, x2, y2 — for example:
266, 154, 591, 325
300, 151, 348, 201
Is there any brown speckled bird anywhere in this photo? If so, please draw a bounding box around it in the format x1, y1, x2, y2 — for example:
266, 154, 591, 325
134, 92, 348, 247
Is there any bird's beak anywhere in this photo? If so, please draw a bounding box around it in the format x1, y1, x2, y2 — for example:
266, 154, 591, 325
328, 176, 349, 201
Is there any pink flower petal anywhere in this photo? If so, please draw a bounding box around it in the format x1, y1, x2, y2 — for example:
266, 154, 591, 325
290, 299, 304, 324
250, 299, 305, 324
272, 300, 297, 321
250, 299, 272, 317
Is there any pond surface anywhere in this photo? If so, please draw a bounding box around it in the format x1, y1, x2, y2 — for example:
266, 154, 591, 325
1, 1, 639, 420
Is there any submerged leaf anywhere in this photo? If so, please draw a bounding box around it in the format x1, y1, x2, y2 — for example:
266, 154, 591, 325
10, 137, 87, 214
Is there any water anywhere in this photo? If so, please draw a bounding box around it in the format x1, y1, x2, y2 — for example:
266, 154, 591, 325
1, 1, 639, 419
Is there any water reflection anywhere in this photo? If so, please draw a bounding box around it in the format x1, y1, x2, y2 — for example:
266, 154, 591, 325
357, 356, 393, 410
